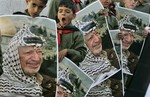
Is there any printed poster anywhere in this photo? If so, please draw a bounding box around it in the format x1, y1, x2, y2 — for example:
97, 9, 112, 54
0, 15, 57, 97
73, 1, 123, 97
116, 6, 150, 95
58, 57, 94, 97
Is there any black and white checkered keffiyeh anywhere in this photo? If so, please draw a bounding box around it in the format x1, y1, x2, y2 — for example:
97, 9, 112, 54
80, 50, 117, 81
0, 25, 43, 96
86, 80, 113, 97
122, 50, 133, 75
80, 50, 116, 97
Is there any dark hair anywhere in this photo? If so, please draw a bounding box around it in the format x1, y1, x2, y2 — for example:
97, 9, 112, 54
58, 0, 76, 14
40, 0, 48, 4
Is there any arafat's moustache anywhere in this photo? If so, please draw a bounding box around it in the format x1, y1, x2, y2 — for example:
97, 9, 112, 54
27, 61, 41, 65
93, 42, 101, 47
123, 40, 133, 45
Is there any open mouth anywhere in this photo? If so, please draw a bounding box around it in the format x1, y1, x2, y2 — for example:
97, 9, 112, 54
62, 18, 66, 21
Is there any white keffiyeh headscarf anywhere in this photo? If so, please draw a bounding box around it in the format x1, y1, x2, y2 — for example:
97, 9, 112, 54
122, 50, 133, 75
80, 50, 115, 97
80, 50, 116, 81
86, 80, 112, 97
0, 25, 44, 96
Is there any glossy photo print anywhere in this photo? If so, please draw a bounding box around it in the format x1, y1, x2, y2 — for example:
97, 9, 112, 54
0, 28, 2, 76
109, 29, 121, 58
0, 15, 57, 97
116, 6, 150, 95
72, 1, 122, 97
58, 57, 94, 97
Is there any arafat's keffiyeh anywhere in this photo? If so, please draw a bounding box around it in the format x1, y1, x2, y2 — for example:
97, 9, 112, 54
0, 25, 44, 96
80, 50, 117, 81
80, 50, 117, 97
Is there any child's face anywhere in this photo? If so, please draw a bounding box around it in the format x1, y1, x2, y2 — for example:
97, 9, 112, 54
100, 0, 112, 8
123, 0, 138, 9
57, 6, 76, 27
26, 0, 46, 17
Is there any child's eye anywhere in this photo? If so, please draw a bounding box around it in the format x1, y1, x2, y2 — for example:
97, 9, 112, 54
58, 10, 63, 13
39, 6, 44, 10
65, 10, 71, 13
32, 3, 37, 7
66, 10, 71, 13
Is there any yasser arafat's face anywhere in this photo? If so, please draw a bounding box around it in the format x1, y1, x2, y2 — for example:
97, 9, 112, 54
85, 29, 102, 56
19, 46, 43, 76
121, 30, 134, 50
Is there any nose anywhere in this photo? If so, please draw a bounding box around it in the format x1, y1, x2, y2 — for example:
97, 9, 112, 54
32, 51, 41, 61
124, 34, 133, 42
61, 10, 66, 15
34, 7, 39, 13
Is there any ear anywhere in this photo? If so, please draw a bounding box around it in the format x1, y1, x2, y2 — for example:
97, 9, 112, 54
26, 0, 30, 3
72, 14, 76, 19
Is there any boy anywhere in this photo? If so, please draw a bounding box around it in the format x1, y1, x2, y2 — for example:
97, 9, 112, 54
121, 0, 138, 9
57, 0, 87, 65
48, 0, 85, 20
13, 0, 48, 17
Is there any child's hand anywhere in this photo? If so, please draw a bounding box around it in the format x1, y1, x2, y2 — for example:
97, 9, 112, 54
57, 23, 64, 28
59, 49, 68, 62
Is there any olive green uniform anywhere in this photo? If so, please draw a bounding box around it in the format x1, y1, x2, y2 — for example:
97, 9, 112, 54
59, 25, 87, 65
